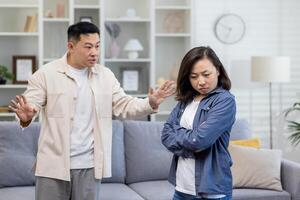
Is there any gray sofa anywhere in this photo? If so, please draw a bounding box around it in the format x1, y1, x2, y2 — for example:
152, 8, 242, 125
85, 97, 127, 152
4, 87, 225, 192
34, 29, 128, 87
0, 120, 300, 200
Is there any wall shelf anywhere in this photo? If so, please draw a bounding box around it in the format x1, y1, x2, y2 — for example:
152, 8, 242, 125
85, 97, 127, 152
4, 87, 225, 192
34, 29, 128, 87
0, 32, 38, 36
105, 18, 151, 22
0, 85, 27, 89
155, 33, 191, 37
104, 58, 151, 63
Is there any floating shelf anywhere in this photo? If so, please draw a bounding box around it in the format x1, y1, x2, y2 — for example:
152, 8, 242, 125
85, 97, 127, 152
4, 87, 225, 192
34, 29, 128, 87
104, 58, 151, 63
0, 84, 27, 89
0, 32, 38, 36
155, 33, 191, 37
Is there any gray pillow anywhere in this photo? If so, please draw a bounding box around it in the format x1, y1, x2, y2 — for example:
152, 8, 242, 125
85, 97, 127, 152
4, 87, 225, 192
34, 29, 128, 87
101, 120, 126, 183
124, 120, 173, 184
0, 122, 40, 188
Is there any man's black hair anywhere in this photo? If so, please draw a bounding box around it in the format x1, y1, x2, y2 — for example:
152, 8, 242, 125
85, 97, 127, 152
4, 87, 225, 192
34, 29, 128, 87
67, 22, 100, 42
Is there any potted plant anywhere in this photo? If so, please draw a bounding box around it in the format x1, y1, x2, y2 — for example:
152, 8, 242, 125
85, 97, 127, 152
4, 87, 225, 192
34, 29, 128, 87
284, 102, 300, 146
0, 65, 13, 84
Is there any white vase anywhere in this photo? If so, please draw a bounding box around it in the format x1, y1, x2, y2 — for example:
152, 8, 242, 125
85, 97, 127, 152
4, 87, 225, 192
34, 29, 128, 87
110, 39, 120, 58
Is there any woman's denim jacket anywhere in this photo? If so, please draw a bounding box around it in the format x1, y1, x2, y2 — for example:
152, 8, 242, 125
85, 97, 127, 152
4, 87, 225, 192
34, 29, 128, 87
161, 87, 236, 197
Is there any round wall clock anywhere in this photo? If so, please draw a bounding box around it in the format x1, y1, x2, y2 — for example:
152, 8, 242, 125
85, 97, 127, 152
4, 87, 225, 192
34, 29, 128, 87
214, 13, 246, 44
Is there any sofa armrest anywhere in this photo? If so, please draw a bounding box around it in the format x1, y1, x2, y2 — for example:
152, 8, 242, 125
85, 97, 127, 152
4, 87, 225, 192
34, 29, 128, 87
281, 159, 300, 199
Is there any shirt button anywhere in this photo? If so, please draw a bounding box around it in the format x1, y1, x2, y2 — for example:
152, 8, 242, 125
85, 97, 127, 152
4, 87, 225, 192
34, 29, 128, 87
193, 138, 196, 142
73, 97, 77, 101
71, 117, 74, 121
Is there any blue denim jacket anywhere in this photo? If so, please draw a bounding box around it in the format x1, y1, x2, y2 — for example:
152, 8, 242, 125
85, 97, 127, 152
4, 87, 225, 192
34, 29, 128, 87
161, 87, 236, 197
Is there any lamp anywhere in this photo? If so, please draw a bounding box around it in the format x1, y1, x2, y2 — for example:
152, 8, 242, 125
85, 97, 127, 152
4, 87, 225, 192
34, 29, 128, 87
251, 56, 290, 149
123, 39, 143, 59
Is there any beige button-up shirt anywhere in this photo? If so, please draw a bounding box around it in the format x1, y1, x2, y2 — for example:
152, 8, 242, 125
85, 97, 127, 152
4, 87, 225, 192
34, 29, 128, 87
23, 53, 154, 181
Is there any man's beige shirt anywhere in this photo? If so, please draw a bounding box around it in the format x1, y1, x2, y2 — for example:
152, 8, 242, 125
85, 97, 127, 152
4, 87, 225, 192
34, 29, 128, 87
23, 53, 154, 181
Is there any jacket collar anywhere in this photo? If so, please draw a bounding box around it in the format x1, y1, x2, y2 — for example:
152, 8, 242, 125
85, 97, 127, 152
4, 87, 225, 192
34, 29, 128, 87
57, 52, 99, 75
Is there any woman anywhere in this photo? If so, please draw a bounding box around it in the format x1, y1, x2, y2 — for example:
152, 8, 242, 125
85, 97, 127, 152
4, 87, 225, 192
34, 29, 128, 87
161, 46, 236, 200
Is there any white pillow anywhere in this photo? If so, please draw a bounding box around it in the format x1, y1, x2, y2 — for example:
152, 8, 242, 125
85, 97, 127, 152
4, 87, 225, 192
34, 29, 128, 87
229, 144, 283, 191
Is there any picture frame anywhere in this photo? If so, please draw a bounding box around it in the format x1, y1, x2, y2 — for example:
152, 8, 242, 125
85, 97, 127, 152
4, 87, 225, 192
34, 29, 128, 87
13, 55, 36, 84
80, 16, 93, 23
120, 67, 142, 94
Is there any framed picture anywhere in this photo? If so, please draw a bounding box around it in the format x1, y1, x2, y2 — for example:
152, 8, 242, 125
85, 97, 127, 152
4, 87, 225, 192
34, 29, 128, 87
80, 16, 93, 23
120, 67, 142, 94
13, 56, 36, 84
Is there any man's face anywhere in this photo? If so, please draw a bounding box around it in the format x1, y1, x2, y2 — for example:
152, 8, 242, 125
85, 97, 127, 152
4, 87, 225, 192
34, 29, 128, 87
68, 33, 100, 68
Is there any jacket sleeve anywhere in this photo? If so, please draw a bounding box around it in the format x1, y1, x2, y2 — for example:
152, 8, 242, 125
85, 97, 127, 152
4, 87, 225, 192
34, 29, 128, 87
17, 69, 47, 128
110, 69, 155, 119
174, 96, 236, 152
161, 103, 195, 158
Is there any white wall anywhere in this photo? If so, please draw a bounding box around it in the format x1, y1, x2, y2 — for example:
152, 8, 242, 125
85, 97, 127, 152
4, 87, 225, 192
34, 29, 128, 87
194, 0, 300, 162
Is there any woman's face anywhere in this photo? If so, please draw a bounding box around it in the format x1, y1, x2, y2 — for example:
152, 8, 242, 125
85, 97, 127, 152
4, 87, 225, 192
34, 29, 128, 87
189, 58, 219, 97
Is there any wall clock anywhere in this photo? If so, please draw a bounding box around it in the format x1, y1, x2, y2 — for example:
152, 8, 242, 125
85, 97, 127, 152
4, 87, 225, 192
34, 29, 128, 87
214, 13, 246, 44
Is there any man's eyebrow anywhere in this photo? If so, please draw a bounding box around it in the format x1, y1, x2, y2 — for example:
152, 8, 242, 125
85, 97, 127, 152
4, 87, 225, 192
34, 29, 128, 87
83, 41, 100, 45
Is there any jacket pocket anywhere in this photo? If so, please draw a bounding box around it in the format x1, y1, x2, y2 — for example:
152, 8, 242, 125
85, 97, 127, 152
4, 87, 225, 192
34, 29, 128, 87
96, 93, 112, 117
46, 93, 66, 118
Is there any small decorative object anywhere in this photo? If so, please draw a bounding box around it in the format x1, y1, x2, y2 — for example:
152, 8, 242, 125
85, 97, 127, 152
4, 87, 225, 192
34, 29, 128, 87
120, 67, 141, 93
0, 106, 11, 113
24, 14, 37, 32
56, 0, 65, 18
105, 23, 121, 58
80, 16, 93, 23
163, 11, 184, 33
284, 102, 300, 146
123, 39, 143, 59
126, 8, 136, 18
45, 9, 54, 18
214, 13, 246, 44
13, 56, 36, 84
0, 65, 13, 85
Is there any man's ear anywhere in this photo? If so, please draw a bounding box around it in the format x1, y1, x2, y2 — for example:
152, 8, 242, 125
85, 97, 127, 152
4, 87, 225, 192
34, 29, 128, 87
67, 41, 74, 52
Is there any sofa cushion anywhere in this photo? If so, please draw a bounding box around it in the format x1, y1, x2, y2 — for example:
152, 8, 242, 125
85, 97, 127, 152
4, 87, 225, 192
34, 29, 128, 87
129, 180, 174, 200
102, 120, 126, 183
233, 188, 291, 200
230, 119, 253, 140
124, 120, 172, 184
0, 122, 40, 188
229, 144, 283, 191
230, 137, 261, 148
99, 183, 144, 200
0, 186, 35, 200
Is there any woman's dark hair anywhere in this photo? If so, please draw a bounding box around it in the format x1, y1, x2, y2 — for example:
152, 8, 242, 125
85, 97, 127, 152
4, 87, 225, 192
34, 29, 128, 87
176, 46, 231, 103
67, 22, 100, 42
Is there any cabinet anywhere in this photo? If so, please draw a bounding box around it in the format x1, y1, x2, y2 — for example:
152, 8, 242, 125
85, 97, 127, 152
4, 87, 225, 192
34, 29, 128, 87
0, 0, 194, 121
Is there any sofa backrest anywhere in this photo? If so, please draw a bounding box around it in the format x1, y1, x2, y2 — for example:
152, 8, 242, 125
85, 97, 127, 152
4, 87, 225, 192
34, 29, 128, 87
102, 120, 126, 183
123, 118, 253, 184
0, 120, 127, 187
123, 120, 172, 184
0, 121, 40, 188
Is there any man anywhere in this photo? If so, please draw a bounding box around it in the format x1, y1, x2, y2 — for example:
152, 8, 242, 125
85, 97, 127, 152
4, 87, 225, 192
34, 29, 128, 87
9, 22, 175, 200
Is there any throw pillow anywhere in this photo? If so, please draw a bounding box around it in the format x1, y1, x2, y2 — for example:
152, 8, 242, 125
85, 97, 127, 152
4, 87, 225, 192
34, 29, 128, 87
230, 137, 261, 148
229, 144, 282, 191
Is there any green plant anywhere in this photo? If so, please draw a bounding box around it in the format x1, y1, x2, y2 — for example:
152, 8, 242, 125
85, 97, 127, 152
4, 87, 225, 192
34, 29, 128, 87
0, 65, 13, 80
284, 102, 300, 146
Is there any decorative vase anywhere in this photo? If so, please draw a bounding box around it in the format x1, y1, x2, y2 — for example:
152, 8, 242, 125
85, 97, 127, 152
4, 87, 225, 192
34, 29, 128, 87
110, 39, 120, 58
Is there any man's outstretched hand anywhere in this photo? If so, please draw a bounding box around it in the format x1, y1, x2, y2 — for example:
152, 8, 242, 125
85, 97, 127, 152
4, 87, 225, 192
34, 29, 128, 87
148, 80, 176, 110
9, 95, 37, 125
